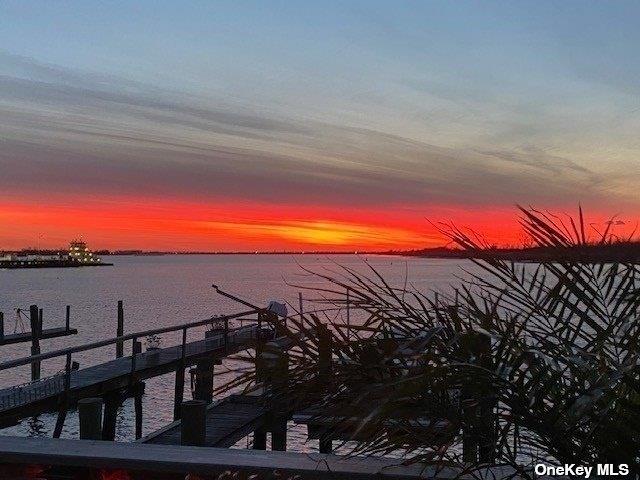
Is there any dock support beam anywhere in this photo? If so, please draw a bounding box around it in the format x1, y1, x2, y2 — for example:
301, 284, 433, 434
174, 366, 186, 420
102, 391, 122, 441
53, 408, 67, 438
252, 427, 267, 450
29, 305, 42, 381
78, 398, 103, 440
116, 300, 124, 358
193, 358, 214, 404
181, 400, 206, 446
271, 419, 287, 451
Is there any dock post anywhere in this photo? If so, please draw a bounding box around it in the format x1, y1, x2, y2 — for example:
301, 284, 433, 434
174, 366, 185, 420
29, 305, 42, 381
181, 400, 206, 446
193, 358, 214, 404
78, 398, 103, 440
134, 382, 145, 440
477, 333, 496, 463
319, 436, 333, 454
252, 427, 267, 450
317, 323, 332, 383
0, 311, 4, 340
271, 421, 287, 451
260, 341, 289, 451
116, 300, 124, 358
298, 292, 303, 320
102, 391, 122, 441
65, 305, 70, 331
460, 331, 496, 463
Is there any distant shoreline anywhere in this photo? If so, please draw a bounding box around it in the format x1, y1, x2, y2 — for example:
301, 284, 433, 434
390, 242, 640, 264
4, 242, 639, 263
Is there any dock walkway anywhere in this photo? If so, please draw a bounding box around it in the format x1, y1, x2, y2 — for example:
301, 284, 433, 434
0, 324, 264, 420
142, 394, 266, 448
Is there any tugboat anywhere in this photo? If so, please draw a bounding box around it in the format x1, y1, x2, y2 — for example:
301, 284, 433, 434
0, 240, 113, 269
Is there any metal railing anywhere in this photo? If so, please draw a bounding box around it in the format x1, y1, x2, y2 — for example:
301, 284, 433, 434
0, 308, 279, 412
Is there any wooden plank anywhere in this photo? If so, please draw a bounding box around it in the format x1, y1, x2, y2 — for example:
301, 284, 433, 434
0, 326, 78, 346
0, 435, 489, 479
142, 395, 267, 448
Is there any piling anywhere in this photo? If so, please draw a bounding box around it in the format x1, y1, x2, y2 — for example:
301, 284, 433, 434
0, 312, 4, 340
78, 398, 103, 440
459, 331, 496, 463
193, 358, 214, 404
116, 301, 124, 358
174, 367, 185, 420
319, 436, 333, 454
252, 427, 267, 450
180, 400, 206, 446
65, 305, 71, 331
29, 305, 42, 380
102, 391, 122, 441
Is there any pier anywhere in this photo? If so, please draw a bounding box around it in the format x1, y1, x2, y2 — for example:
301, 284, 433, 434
0, 291, 501, 479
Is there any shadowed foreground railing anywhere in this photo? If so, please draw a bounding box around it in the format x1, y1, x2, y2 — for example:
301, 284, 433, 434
0, 436, 519, 479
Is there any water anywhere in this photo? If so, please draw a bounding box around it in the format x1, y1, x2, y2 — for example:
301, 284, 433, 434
0, 254, 470, 451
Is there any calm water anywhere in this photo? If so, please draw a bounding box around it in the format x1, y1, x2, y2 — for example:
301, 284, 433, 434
0, 254, 471, 451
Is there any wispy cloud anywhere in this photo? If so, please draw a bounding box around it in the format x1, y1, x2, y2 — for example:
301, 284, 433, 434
0, 52, 636, 215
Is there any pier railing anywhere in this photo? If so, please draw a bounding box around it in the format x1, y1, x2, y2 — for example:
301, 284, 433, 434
0, 307, 278, 412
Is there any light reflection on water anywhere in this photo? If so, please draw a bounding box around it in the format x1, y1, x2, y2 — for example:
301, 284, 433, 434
0, 254, 473, 451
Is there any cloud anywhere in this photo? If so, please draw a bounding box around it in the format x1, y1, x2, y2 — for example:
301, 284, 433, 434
0, 53, 635, 212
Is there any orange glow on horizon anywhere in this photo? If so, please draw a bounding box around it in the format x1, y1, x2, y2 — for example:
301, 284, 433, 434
1, 193, 634, 252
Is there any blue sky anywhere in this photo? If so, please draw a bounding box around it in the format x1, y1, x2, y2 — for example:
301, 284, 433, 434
1, 1, 639, 248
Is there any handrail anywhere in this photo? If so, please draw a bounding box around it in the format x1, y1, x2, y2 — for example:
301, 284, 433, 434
0, 308, 262, 372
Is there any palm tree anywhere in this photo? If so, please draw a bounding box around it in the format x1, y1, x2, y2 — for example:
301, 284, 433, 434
225, 206, 640, 479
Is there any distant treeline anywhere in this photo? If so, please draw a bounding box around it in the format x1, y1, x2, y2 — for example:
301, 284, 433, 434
392, 240, 640, 263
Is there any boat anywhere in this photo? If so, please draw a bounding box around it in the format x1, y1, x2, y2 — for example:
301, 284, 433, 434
0, 240, 113, 269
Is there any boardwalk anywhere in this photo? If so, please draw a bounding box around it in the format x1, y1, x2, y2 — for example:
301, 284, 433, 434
142, 394, 266, 448
0, 324, 266, 421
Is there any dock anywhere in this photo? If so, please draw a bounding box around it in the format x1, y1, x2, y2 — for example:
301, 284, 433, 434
142, 394, 267, 448
0, 323, 262, 419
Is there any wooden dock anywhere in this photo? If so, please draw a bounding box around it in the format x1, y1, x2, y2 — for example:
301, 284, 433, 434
142, 394, 267, 448
0, 323, 266, 421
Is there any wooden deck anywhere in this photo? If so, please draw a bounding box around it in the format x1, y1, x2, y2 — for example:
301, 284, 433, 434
0, 324, 266, 421
142, 394, 267, 448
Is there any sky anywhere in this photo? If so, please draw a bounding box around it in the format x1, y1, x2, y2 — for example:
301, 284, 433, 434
1, 1, 639, 251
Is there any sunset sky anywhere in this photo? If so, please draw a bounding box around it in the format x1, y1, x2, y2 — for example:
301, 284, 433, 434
1, 1, 639, 251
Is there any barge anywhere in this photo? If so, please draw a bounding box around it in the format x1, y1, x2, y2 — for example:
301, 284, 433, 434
0, 240, 112, 269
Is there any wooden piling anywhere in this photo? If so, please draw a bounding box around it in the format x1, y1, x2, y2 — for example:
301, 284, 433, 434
317, 323, 332, 384
180, 400, 206, 446
65, 305, 71, 331
53, 408, 67, 439
319, 436, 333, 454
193, 358, 214, 404
102, 392, 122, 441
134, 387, 144, 440
459, 331, 496, 463
78, 398, 103, 440
0, 311, 4, 340
252, 427, 267, 450
271, 421, 287, 451
116, 301, 124, 358
29, 305, 42, 381
174, 366, 185, 420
